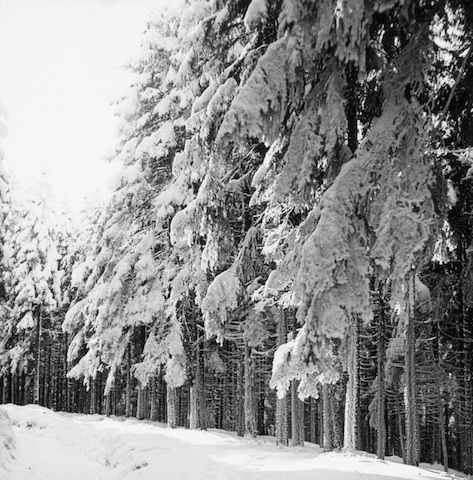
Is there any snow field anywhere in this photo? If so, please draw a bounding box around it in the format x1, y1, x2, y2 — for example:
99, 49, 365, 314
0, 408, 15, 469
0, 404, 466, 480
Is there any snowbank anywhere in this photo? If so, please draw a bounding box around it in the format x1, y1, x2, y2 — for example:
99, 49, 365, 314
0, 404, 467, 480
0, 407, 15, 474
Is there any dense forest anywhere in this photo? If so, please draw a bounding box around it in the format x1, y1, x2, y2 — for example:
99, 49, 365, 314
1, 0, 473, 474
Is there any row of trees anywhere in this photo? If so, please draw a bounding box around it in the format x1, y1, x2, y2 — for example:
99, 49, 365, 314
1, 0, 473, 474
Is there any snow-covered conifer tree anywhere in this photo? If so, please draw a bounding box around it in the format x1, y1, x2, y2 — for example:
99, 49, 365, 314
5, 174, 61, 405
64, 6, 193, 419
0, 102, 12, 402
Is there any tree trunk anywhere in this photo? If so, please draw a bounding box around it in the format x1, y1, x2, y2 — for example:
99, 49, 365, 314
343, 321, 358, 452
322, 383, 342, 450
396, 390, 406, 461
323, 384, 334, 451
237, 349, 245, 437
318, 393, 324, 448
104, 391, 111, 417
431, 336, 448, 472
244, 343, 257, 437
310, 398, 318, 443
51, 337, 58, 411
276, 393, 288, 445
404, 274, 419, 466
437, 396, 448, 473
167, 384, 177, 428
137, 385, 145, 420
189, 384, 199, 429
290, 313, 304, 446
275, 308, 288, 445
125, 344, 132, 417
291, 378, 304, 446
2, 373, 9, 404
64, 334, 71, 412
150, 376, 158, 421
377, 301, 386, 459
34, 306, 42, 405
158, 372, 166, 422
190, 341, 207, 429
199, 341, 207, 430
330, 385, 342, 450
44, 334, 52, 408
90, 377, 96, 415
11, 372, 17, 405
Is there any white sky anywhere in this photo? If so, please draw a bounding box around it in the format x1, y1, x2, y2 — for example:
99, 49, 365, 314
0, 0, 167, 215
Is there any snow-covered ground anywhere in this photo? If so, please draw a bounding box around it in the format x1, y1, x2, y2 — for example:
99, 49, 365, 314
0, 404, 466, 480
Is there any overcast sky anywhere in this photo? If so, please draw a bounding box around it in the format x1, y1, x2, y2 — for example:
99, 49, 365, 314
0, 0, 165, 214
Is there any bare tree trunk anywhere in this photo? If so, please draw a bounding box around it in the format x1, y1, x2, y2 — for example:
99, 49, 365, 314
330, 385, 342, 450
51, 336, 59, 411
343, 321, 358, 452
90, 377, 96, 414
190, 341, 207, 429
137, 385, 145, 420
64, 333, 71, 412
276, 393, 288, 445
167, 384, 177, 428
396, 390, 406, 461
150, 376, 158, 421
189, 384, 198, 429
291, 379, 304, 446
431, 330, 448, 473
377, 302, 386, 459
275, 308, 288, 445
2, 373, 9, 404
34, 306, 42, 405
435, 367, 448, 473
44, 334, 51, 408
244, 343, 257, 437
11, 372, 16, 405
310, 398, 318, 443
105, 391, 111, 417
318, 393, 324, 448
199, 342, 207, 430
290, 313, 304, 446
323, 384, 333, 451
125, 344, 132, 417
405, 274, 419, 466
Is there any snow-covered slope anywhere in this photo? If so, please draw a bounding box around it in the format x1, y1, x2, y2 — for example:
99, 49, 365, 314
0, 404, 464, 480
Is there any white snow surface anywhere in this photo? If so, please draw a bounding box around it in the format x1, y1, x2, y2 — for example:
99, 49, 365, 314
0, 404, 465, 480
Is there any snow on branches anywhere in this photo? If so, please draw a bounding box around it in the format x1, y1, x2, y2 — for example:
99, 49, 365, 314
270, 78, 437, 396
217, 38, 289, 145
279, 0, 371, 73
201, 267, 241, 343
244, 0, 268, 32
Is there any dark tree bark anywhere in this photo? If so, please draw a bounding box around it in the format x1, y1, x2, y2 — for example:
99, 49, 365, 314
167, 383, 177, 428
405, 275, 419, 466
125, 344, 132, 417
190, 340, 207, 429
322, 384, 334, 451
150, 376, 159, 421
90, 377, 96, 415
244, 343, 257, 437
343, 321, 358, 451
275, 308, 288, 445
377, 301, 386, 459
291, 378, 304, 446
34, 306, 42, 405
